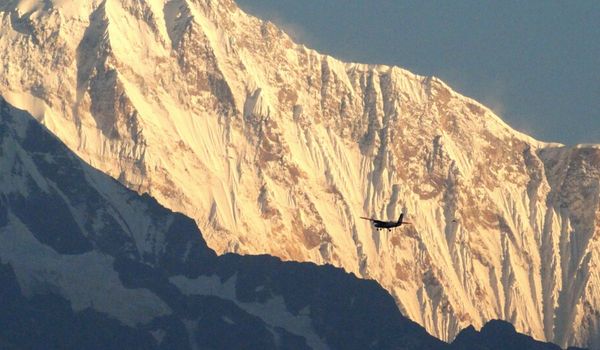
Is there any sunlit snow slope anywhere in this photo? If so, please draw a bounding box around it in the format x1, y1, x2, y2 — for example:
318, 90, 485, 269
1, 0, 599, 347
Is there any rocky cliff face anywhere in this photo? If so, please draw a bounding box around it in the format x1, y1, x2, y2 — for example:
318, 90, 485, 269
1, 0, 599, 347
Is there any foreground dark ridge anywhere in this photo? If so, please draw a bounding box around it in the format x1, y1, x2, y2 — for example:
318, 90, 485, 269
0, 98, 587, 349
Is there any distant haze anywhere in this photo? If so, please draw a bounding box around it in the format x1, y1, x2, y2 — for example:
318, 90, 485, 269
237, 0, 600, 145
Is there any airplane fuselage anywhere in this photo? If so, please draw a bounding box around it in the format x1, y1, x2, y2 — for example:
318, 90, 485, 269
361, 213, 411, 231
373, 221, 401, 229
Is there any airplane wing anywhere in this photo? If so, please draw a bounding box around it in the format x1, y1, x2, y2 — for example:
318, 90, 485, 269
361, 217, 385, 225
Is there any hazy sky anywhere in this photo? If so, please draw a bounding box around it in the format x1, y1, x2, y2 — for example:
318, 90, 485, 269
236, 0, 599, 145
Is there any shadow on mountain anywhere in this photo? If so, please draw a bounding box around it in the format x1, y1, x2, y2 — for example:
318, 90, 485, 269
0, 98, 584, 349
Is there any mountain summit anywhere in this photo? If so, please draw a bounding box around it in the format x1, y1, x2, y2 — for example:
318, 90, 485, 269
1, 0, 599, 347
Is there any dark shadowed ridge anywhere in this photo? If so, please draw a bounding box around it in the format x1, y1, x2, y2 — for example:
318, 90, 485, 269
0, 98, 583, 349
452, 320, 587, 350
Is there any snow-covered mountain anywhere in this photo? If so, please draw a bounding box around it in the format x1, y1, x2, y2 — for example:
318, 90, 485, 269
1, 0, 599, 348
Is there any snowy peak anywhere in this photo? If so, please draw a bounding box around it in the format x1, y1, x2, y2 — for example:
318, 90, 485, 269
1, 0, 599, 348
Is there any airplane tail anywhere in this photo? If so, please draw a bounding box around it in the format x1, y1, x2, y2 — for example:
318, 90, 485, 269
398, 213, 404, 224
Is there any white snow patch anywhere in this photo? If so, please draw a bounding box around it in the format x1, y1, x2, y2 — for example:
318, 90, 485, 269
221, 316, 235, 325
151, 329, 166, 345
0, 213, 172, 326
170, 274, 329, 350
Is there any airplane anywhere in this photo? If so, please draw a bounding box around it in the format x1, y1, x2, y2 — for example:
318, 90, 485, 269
361, 213, 412, 231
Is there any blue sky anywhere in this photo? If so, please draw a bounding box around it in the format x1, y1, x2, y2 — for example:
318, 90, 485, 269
236, 0, 599, 145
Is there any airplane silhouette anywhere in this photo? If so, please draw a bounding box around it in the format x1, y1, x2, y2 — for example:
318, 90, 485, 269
361, 213, 412, 231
